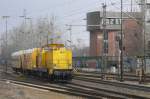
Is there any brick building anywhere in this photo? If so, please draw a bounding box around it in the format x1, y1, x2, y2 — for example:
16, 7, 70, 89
87, 11, 143, 56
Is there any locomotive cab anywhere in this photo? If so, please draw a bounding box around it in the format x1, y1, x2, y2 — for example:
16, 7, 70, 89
44, 44, 73, 80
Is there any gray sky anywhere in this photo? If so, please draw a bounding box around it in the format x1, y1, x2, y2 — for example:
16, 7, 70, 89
0, 0, 140, 46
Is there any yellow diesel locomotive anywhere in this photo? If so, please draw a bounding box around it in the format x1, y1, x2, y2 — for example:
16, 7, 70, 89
11, 44, 72, 80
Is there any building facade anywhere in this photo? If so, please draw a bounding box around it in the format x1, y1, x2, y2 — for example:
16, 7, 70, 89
87, 11, 143, 57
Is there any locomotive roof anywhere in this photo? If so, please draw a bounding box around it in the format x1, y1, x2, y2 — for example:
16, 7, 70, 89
11, 48, 35, 57
11, 44, 66, 57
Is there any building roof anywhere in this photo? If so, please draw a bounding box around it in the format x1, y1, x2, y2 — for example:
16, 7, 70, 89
87, 11, 142, 19
86, 11, 142, 31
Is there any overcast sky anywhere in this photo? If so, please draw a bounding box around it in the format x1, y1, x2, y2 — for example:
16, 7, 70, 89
0, 0, 140, 46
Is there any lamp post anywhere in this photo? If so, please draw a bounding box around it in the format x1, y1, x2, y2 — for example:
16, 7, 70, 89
2, 16, 10, 74
120, 0, 124, 82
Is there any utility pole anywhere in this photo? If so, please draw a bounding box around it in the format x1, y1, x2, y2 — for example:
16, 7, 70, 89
120, 0, 124, 82
66, 24, 72, 48
49, 20, 54, 44
130, 0, 133, 12
25, 17, 32, 47
20, 9, 27, 49
2, 16, 10, 74
140, 0, 146, 83
20, 9, 27, 24
101, 3, 107, 79
45, 17, 55, 45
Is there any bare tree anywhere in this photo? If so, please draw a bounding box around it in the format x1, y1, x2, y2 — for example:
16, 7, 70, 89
0, 15, 64, 60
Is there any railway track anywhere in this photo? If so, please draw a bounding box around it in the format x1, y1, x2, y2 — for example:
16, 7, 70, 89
74, 75, 150, 97
0, 70, 149, 99
74, 75, 150, 92
0, 72, 149, 99
0, 78, 102, 99
0, 78, 127, 99
75, 72, 150, 81
70, 81, 150, 99
1, 78, 150, 99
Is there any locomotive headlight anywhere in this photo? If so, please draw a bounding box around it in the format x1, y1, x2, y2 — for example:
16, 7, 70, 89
53, 64, 57, 69
69, 64, 72, 69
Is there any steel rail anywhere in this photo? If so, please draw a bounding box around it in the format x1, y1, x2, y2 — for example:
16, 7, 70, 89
74, 72, 150, 81
1, 76, 150, 99
0, 76, 146, 99
0, 78, 103, 99
74, 76, 150, 92
69, 81, 150, 99
2, 71, 150, 99
76, 71, 150, 78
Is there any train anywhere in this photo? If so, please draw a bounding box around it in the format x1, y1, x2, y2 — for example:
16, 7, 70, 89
11, 44, 73, 81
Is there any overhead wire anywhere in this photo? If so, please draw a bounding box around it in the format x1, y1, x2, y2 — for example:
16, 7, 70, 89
62, 0, 141, 40
0, 0, 99, 30
61, 0, 132, 25
0, 0, 141, 37
59, 1, 100, 21
27, 0, 81, 16
0, 0, 136, 22
108, 0, 141, 22
62, 0, 132, 20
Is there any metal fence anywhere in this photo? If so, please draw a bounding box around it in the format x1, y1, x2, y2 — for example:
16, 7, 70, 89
73, 56, 148, 74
